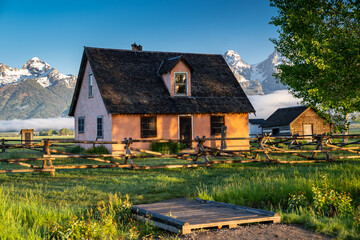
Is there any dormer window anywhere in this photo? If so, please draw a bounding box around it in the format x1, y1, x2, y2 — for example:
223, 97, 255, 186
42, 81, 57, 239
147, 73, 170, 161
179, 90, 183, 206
174, 72, 187, 96
88, 73, 93, 98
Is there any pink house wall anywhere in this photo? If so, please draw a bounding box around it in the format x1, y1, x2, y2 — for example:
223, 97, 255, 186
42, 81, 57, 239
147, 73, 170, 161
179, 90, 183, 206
162, 61, 191, 96
111, 113, 249, 152
74, 61, 112, 151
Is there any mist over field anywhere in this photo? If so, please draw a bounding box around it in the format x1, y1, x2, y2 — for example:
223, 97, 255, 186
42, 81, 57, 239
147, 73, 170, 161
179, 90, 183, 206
0, 118, 74, 132
248, 90, 302, 119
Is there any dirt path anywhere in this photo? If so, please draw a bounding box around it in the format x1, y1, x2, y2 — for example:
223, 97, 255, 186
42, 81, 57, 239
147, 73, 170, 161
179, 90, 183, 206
180, 223, 330, 240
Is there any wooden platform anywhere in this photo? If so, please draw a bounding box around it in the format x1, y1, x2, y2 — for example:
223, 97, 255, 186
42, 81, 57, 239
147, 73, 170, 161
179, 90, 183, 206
132, 198, 281, 234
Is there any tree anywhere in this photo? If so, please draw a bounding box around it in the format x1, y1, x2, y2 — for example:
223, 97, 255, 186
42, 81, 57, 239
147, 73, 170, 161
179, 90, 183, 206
270, 0, 360, 130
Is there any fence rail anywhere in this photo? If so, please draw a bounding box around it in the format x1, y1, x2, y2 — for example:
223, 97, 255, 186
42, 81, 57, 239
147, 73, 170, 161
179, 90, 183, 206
1, 134, 360, 177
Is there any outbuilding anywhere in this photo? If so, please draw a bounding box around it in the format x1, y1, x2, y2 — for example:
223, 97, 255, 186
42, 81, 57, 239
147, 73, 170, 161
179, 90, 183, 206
69, 44, 255, 152
261, 106, 331, 136
249, 119, 265, 137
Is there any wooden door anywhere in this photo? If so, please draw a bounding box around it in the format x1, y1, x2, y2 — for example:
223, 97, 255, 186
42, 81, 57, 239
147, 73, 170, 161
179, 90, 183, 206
25, 133, 31, 144
303, 124, 313, 136
180, 116, 192, 148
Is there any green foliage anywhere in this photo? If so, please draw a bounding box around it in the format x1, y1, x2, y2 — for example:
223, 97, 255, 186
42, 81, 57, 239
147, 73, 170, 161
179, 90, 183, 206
46, 194, 154, 240
67, 145, 85, 154
354, 205, 360, 229
151, 141, 184, 154
270, 0, 360, 126
312, 175, 354, 217
288, 175, 354, 217
85, 145, 110, 154
39, 129, 54, 136
58, 128, 74, 136
288, 191, 308, 212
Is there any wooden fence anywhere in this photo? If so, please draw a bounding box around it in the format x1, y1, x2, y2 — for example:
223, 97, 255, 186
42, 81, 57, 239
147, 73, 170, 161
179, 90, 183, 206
1, 134, 360, 177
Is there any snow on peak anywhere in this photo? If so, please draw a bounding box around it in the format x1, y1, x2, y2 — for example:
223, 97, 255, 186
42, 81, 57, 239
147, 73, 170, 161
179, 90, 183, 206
30, 57, 41, 61
0, 58, 76, 88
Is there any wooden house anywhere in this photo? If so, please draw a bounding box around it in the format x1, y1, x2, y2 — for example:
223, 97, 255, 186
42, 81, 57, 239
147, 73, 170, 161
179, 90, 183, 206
69, 45, 255, 152
249, 119, 265, 137
261, 106, 331, 136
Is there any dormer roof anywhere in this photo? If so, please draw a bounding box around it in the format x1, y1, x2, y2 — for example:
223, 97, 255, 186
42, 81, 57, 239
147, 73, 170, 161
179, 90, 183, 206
157, 55, 194, 75
69, 47, 255, 116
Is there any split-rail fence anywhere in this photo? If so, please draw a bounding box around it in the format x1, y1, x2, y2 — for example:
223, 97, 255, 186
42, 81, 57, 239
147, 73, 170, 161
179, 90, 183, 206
1, 134, 360, 177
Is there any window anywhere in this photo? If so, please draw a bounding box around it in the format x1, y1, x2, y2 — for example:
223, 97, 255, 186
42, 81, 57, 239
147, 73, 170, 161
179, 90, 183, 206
174, 72, 187, 95
211, 115, 225, 135
78, 117, 85, 133
97, 116, 103, 138
141, 116, 157, 138
89, 73, 93, 98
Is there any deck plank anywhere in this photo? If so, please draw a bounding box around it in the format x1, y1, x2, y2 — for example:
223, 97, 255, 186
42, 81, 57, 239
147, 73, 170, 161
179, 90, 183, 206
132, 198, 281, 234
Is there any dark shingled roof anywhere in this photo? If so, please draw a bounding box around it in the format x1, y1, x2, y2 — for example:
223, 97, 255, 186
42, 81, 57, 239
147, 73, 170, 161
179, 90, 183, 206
157, 55, 194, 75
261, 106, 308, 128
249, 119, 265, 125
69, 47, 255, 116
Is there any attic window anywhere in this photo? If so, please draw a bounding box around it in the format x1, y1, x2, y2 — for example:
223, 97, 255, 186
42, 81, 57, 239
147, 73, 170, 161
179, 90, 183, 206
88, 73, 93, 98
174, 72, 187, 96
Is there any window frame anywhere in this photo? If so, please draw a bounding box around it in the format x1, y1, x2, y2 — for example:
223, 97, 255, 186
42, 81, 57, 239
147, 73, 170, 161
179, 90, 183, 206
78, 116, 85, 134
210, 115, 225, 136
97, 116, 103, 139
173, 72, 188, 96
88, 73, 94, 98
141, 116, 157, 138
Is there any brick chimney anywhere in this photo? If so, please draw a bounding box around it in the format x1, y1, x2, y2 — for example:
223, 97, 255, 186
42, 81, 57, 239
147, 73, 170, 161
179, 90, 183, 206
131, 43, 142, 51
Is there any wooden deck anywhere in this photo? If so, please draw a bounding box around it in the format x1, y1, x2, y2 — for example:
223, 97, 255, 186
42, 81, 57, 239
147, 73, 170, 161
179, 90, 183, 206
132, 198, 281, 234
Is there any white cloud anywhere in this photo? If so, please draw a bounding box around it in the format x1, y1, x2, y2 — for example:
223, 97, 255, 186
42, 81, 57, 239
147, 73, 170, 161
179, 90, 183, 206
0, 118, 74, 132
248, 90, 302, 119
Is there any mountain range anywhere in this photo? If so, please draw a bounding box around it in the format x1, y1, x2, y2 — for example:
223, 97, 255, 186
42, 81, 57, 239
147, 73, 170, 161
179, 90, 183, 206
223, 49, 287, 95
0, 50, 286, 120
0, 57, 76, 120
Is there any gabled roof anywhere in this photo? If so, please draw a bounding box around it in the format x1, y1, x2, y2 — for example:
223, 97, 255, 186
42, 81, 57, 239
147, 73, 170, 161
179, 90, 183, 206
249, 119, 265, 125
261, 106, 308, 128
157, 55, 194, 75
69, 47, 255, 116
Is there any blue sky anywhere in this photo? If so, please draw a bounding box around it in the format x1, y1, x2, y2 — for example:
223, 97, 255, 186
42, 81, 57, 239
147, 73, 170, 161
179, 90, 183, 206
0, 0, 278, 75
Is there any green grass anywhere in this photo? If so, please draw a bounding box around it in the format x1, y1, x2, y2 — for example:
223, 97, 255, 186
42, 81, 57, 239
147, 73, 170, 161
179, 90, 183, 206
1, 146, 360, 238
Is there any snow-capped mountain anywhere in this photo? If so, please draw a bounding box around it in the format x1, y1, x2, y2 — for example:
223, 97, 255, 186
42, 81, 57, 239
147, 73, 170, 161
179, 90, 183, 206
223, 50, 287, 94
0, 57, 76, 88
0, 58, 76, 120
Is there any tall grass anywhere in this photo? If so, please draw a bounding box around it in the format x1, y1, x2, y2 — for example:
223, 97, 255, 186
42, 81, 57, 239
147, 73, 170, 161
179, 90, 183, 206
0, 187, 76, 239
196, 163, 360, 239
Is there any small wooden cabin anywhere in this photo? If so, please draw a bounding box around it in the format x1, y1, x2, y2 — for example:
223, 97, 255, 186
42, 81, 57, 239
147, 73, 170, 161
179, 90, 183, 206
20, 129, 34, 145
69, 45, 255, 152
261, 106, 331, 136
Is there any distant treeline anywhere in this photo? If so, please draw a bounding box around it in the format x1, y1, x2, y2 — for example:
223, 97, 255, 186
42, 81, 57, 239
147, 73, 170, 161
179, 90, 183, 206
38, 128, 74, 136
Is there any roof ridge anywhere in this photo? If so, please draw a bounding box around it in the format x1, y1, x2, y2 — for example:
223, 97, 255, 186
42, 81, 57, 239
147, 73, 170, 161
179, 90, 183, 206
83, 46, 223, 56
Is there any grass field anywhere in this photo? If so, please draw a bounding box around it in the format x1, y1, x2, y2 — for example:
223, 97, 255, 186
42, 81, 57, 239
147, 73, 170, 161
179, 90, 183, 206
1, 133, 360, 239
1, 146, 360, 239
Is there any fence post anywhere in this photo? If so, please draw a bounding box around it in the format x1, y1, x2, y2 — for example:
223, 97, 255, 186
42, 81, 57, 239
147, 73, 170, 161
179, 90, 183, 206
1, 139, 5, 153
123, 138, 134, 166
42, 139, 55, 177
195, 136, 209, 163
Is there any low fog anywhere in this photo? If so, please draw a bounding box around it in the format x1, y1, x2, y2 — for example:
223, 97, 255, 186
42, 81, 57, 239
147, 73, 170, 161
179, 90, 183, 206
248, 90, 302, 119
0, 118, 74, 132
0, 90, 301, 131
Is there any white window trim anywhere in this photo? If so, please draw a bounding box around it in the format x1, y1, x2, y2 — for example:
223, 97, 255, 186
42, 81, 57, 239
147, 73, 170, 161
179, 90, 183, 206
173, 72, 188, 96
177, 114, 193, 141
88, 73, 94, 98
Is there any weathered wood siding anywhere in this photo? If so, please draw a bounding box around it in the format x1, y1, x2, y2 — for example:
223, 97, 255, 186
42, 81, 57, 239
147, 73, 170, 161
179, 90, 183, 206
290, 108, 331, 135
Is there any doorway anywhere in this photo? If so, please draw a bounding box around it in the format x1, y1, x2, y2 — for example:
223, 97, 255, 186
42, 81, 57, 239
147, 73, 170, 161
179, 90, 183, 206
179, 116, 192, 148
